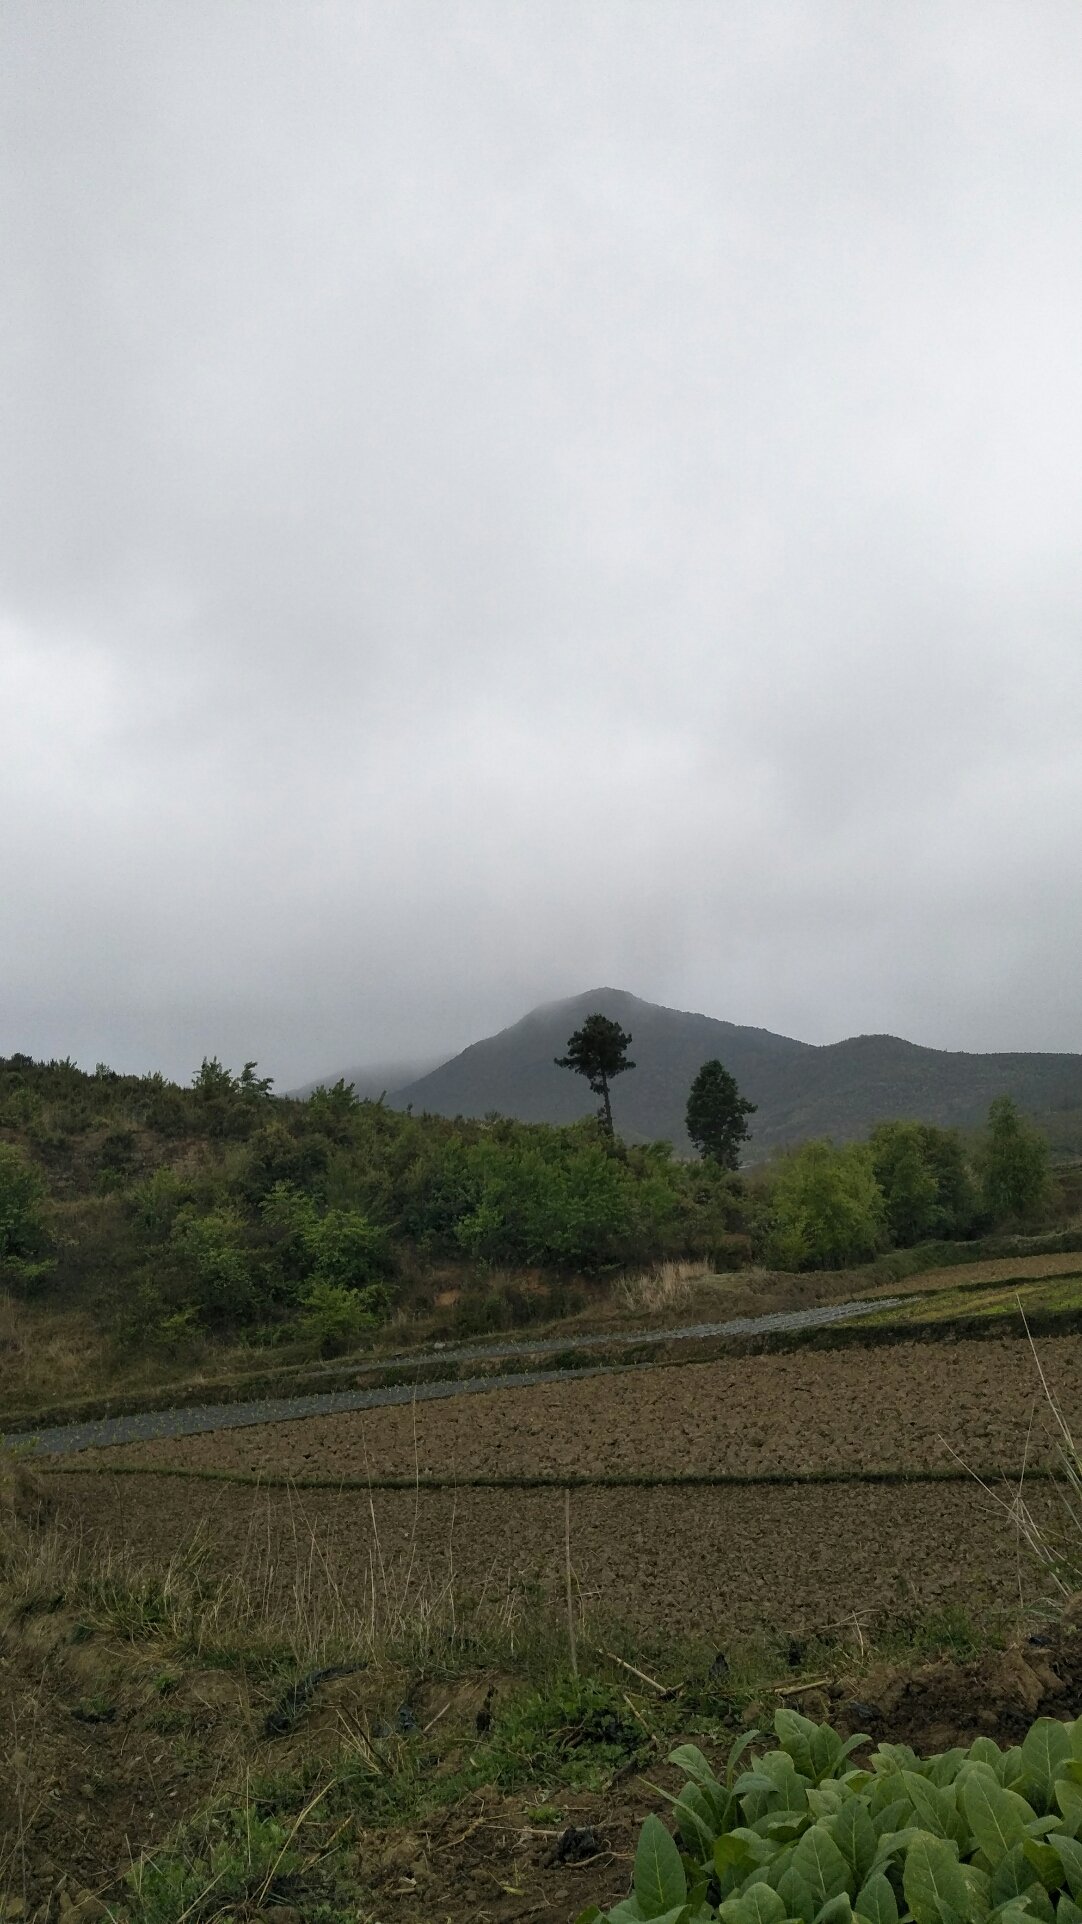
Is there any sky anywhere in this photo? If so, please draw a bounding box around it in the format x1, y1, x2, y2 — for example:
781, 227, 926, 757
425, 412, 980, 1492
3, 2, 1082, 1090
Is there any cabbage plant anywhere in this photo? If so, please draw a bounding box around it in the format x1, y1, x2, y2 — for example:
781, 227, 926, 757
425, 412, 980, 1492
577, 1709, 1082, 1924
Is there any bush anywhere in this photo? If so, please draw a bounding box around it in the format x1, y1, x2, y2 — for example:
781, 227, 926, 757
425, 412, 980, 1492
170, 1206, 254, 1320
297, 1277, 389, 1354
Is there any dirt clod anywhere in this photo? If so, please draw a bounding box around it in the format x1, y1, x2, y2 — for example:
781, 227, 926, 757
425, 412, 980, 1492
543, 1824, 603, 1866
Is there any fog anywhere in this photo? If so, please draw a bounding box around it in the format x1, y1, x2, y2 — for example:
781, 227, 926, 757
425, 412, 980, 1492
3, 3, 1081, 1087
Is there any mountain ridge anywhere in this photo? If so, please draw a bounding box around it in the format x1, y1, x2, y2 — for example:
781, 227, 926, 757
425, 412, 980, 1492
376, 988, 1082, 1154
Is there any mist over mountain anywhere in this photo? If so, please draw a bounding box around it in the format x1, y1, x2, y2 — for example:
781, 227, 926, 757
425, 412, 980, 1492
373, 990, 1082, 1155
288, 1059, 441, 1103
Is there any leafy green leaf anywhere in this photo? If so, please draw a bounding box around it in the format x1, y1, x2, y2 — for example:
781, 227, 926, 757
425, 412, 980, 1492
1054, 1781, 1082, 1834
1049, 1834, 1082, 1902
675, 1784, 721, 1859
776, 1712, 820, 1779
1023, 1725, 1073, 1810
728, 1731, 765, 1786
634, 1813, 688, 1919
671, 1745, 724, 1791
1058, 1895, 1082, 1924
833, 1800, 878, 1887
811, 1727, 844, 1784
777, 1867, 819, 1924
854, 1871, 900, 1924
743, 1886, 789, 1924
791, 1824, 854, 1904
723, 1889, 791, 1924
964, 1776, 1039, 1863
903, 1833, 971, 1924
1024, 1840, 1066, 1890
902, 1772, 959, 1842
813, 1898, 853, 1924
992, 1844, 1041, 1905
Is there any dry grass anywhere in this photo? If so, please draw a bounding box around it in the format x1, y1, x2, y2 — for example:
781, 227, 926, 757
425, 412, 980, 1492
0, 1469, 537, 1674
614, 1259, 721, 1315
0, 1291, 116, 1410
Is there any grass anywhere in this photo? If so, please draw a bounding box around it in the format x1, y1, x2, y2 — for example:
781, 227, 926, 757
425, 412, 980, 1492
855, 1272, 1082, 1329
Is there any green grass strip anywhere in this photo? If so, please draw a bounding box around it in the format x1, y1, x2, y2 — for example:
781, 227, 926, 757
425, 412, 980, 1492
41, 1461, 1061, 1492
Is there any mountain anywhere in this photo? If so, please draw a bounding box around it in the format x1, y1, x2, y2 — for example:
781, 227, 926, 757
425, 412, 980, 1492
385, 989, 1082, 1155
288, 1059, 441, 1102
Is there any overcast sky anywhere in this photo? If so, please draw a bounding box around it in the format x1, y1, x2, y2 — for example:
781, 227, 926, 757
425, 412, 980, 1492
3, 2, 1082, 1088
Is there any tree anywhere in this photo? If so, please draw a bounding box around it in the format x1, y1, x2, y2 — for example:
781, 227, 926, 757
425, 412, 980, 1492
980, 1094, 1050, 1224
869, 1121, 941, 1245
767, 1139, 887, 1269
685, 1059, 756, 1169
555, 1014, 635, 1139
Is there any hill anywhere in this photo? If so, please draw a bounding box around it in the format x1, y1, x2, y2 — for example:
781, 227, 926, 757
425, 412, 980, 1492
385, 989, 1082, 1154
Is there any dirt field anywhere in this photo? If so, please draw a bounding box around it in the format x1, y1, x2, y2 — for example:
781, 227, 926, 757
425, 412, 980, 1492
896, 1252, 1082, 1292
45, 1467, 1061, 1644
67, 1332, 1082, 1481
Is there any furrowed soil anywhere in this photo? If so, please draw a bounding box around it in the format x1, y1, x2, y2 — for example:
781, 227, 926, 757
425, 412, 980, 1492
38, 1471, 1061, 1643
67, 1332, 1082, 1480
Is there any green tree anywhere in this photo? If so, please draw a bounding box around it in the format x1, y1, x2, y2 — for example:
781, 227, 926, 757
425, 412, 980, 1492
555, 1014, 635, 1139
871, 1120, 978, 1245
767, 1139, 887, 1269
980, 1094, 1050, 1224
238, 1060, 274, 1102
916, 1123, 977, 1237
869, 1121, 941, 1245
685, 1059, 756, 1169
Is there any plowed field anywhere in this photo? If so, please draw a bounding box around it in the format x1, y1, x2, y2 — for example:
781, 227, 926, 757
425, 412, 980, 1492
70, 1333, 1082, 1481
44, 1469, 1060, 1643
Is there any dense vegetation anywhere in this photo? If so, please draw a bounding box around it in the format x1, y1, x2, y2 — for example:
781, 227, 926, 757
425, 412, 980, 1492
0, 1050, 1064, 1368
582, 1708, 1082, 1924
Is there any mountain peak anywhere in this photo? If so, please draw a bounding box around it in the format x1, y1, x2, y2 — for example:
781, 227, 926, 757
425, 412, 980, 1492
385, 991, 1082, 1153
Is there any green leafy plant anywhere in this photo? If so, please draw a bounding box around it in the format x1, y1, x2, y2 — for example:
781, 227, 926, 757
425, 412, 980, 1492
297, 1277, 389, 1354
579, 1708, 1082, 1924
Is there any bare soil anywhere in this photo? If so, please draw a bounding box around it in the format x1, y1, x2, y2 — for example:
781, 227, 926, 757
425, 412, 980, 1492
68, 1332, 1082, 1481
41, 1470, 1061, 1645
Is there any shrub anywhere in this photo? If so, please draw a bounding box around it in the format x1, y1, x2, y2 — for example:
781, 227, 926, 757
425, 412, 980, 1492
297, 1277, 389, 1354
170, 1205, 254, 1320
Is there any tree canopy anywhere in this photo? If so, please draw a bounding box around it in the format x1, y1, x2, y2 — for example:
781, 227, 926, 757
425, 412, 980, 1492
686, 1059, 756, 1168
555, 1014, 635, 1139
980, 1093, 1050, 1223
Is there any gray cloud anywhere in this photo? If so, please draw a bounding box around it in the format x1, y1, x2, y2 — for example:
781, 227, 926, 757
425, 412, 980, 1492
3, 2, 1082, 1087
